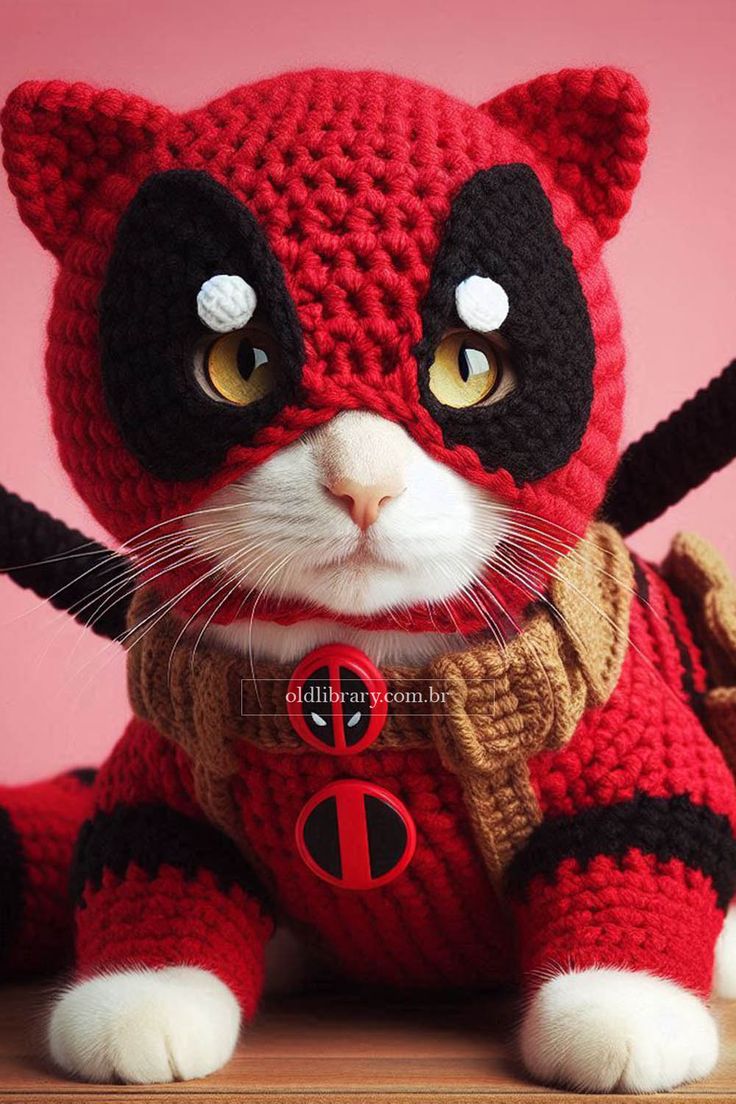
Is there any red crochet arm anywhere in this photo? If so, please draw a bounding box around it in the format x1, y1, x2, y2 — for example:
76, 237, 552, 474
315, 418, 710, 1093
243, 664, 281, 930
71, 717, 273, 1019
512, 563, 736, 998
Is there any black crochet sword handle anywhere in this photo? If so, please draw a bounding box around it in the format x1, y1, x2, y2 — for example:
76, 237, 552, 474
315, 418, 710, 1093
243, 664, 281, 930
601, 359, 736, 535
0, 483, 133, 639
1, 359, 734, 640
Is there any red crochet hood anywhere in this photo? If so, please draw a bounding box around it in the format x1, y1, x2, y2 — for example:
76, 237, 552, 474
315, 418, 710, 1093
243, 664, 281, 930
1, 67, 648, 633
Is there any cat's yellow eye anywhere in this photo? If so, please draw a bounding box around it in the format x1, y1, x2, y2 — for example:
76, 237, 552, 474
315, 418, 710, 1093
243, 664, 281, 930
199, 326, 280, 406
428, 331, 511, 410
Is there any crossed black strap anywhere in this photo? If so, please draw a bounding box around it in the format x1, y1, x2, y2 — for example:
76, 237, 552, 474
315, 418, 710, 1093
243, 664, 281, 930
0, 483, 132, 639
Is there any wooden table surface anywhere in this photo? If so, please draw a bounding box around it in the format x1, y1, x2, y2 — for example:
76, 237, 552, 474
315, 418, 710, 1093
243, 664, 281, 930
2, 983, 736, 1103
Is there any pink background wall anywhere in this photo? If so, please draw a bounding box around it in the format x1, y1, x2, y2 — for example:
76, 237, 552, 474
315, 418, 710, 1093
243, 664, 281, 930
1, 0, 734, 782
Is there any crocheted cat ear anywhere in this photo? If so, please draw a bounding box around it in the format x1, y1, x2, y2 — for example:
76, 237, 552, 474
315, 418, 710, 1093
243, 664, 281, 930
480, 67, 649, 241
1, 80, 170, 257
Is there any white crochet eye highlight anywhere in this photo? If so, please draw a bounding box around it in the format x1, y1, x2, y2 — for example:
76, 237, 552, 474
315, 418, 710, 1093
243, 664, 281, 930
197, 274, 257, 333
455, 275, 509, 334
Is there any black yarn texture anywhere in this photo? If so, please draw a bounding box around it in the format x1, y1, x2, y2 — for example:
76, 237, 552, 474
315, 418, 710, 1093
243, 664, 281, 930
507, 792, 736, 910
415, 164, 595, 484
0, 483, 132, 639
602, 359, 736, 535
70, 803, 271, 912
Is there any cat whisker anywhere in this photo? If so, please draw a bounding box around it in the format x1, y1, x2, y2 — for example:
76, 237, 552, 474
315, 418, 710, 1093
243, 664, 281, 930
447, 566, 506, 651
29, 534, 213, 672
185, 547, 277, 675
117, 500, 253, 555
116, 542, 260, 658
465, 522, 683, 718
67, 526, 252, 642
488, 542, 592, 664
477, 504, 654, 613
6, 512, 255, 635
495, 516, 644, 602
245, 548, 303, 695
55, 532, 259, 680
166, 539, 282, 679
472, 510, 663, 633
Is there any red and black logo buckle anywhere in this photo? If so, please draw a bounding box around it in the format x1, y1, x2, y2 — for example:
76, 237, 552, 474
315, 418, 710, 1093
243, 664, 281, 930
288, 643, 416, 890
295, 780, 416, 891
286, 643, 388, 756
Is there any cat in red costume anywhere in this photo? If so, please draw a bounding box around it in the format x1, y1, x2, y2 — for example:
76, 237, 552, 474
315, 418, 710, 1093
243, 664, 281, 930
2, 66, 736, 1093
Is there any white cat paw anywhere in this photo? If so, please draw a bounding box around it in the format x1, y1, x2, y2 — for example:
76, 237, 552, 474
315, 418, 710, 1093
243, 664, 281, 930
520, 967, 718, 1093
48, 966, 241, 1083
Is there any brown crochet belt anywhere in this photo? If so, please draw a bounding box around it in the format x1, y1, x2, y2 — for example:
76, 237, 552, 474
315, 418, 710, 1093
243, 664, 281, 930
126, 522, 633, 889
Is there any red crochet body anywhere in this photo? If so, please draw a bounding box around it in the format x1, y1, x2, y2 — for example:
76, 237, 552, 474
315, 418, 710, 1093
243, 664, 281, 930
7, 562, 734, 1008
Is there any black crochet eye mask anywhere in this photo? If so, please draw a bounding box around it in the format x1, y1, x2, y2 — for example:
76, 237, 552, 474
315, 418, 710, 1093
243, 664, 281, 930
100, 170, 304, 482
101, 165, 593, 487
415, 164, 596, 484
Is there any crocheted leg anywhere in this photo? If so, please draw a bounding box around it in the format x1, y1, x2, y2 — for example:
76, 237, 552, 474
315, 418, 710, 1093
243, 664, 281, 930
513, 850, 724, 1092
0, 769, 95, 977
48, 805, 273, 1083
46, 719, 273, 1083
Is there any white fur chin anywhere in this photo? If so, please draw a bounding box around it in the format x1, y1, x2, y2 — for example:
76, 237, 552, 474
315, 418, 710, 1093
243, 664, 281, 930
520, 967, 718, 1093
185, 410, 507, 625
48, 966, 240, 1084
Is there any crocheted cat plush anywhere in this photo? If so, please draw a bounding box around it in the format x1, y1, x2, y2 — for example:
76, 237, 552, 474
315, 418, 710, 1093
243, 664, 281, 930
2, 66, 736, 1094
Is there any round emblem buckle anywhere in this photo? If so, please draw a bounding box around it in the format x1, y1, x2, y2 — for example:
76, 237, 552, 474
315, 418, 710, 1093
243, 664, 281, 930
295, 780, 416, 890
286, 643, 388, 756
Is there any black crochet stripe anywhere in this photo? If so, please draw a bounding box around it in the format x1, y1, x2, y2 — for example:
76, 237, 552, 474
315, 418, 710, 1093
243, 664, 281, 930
602, 359, 736, 535
0, 805, 25, 968
71, 803, 270, 913
507, 792, 736, 910
0, 483, 132, 640
415, 163, 595, 485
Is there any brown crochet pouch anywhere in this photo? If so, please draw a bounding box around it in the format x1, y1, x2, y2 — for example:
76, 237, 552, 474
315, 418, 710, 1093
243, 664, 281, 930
664, 533, 736, 774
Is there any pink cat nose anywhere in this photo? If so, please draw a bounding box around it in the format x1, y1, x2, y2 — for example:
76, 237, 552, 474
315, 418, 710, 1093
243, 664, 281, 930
327, 477, 404, 531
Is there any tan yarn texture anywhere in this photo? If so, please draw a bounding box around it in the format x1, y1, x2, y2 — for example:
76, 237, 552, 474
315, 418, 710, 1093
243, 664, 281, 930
127, 522, 633, 886
665, 532, 736, 777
